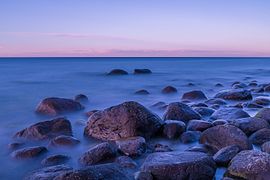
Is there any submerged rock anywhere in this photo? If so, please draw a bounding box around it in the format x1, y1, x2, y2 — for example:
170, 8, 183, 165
36, 97, 84, 116
49, 135, 80, 147
115, 156, 137, 168
134, 69, 152, 74
205, 98, 227, 105
214, 90, 252, 101
181, 131, 201, 143
162, 120, 186, 139
150, 101, 167, 110
210, 107, 250, 120
84, 101, 163, 141
115, 136, 146, 156
193, 107, 215, 117
185, 144, 217, 155
141, 151, 216, 180
135, 89, 150, 95
181, 90, 207, 101
8, 142, 24, 151
161, 86, 177, 94
249, 128, 270, 145
11, 146, 47, 159
134, 171, 153, 180
253, 97, 270, 106
107, 69, 128, 75
213, 145, 240, 166
187, 120, 213, 132
255, 108, 270, 123
14, 117, 72, 141
41, 154, 70, 166
163, 102, 201, 123
74, 94, 88, 103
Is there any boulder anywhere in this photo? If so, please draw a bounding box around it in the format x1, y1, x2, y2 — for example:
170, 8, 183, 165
212, 119, 227, 126
36, 97, 84, 116
255, 108, 270, 123
214, 90, 252, 101
14, 117, 72, 141
115, 136, 146, 156
228, 117, 269, 136
181, 131, 201, 143
193, 107, 215, 117
253, 97, 270, 106
205, 98, 227, 105
162, 120, 186, 139
163, 102, 201, 123
134, 171, 153, 180
225, 150, 270, 179
115, 156, 137, 168
41, 154, 70, 166
85, 110, 99, 117
249, 128, 270, 145
232, 83, 247, 89
8, 142, 24, 151
185, 144, 217, 155
261, 141, 270, 153
215, 83, 224, 87
161, 86, 177, 94
135, 89, 150, 95
210, 108, 250, 120
148, 143, 173, 153
107, 69, 128, 75
264, 85, 270, 92
74, 94, 88, 103
84, 101, 163, 141
141, 151, 216, 180
11, 146, 47, 159
150, 102, 167, 110
181, 90, 207, 101
49, 135, 80, 147
78, 142, 117, 166
200, 125, 252, 151
213, 145, 240, 166
187, 120, 213, 132
243, 102, 263, 109
134, 69, 152, 74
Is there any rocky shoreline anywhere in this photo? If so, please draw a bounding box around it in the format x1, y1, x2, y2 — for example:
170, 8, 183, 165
8, 69, 270, 180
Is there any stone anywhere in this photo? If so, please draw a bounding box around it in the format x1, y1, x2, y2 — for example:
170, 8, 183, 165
161, 86, 177, 94
84, 101, 163, 141
249, 128, 270, 145
264, 85, 270, 92
162, 120, 186, 139
41, 154, 70, 166
255, 108, 270, 123
115, 136, 146, 156
49, 135, 80, 147
180, 131, 201, 143
212, 119, 227, 126
74, 94, 88, 103
85, 110, 99, 117
107, 69, 128, 75
205, 98, 227, 105
11, 146, 47, 159
150, 102, 167, 110
213, 145, 240, 166
187, 120, 213, 132
261, 141, 270, 153
134, 69, 152, 74
243, 102, 263, 109
215, 83, 224, 87
135, 89, 150, 95
193, 107, 215, 117
181, 90, 207, 100
115, 156, 137, 168
210, 108, 250, 120
191, 103, 208, 107
134, 171, 153, 180
36, 97, 84, 116
8, 142, 24, 151
150, 143, 173, 152
185, 144, 217, 155
214, 90, 252, 101
253, 97, 270, 106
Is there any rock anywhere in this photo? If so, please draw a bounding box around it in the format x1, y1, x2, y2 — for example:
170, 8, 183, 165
107, 69, 128, 75
162, 120, 186, 139
249, 82, 258, 87
11, 146, 47, 159
74, 94, 88, 103
225, 150, 270, 179
264, 85, 270, 92
115, 136, 146, 156
55, 163, 132, 180
210, 108, 250, 120
78, 142, 117, 166
24, 165, 73, 180
255, 108, 270, 123
115, 156, 137, 168
214, 90, 252, 101
141, 151, 216, 180
228, 117, 269, 136
232, 83, 247, 89
135, 89, 150, 95
205, 98, 227, 105
134, 69, 152, 74
200, 125, 252, 151
8, 142, 24, 151
161, 86, 177, 94
36, 97, 84, 116
210, 104, 220, 110
150, 102, 167, 110
134, 171, 153, 180
261, 141, 270, 153
150, 143, 173, 152
191, 102, 208, 107
163, 102, 201, 123
243, 102, 263, 108
85, 110, 99, 117
187, 120, 213, 132
249, 128, 270, 145
84, 101, 163, 141
49, 135, 80, 147
41, 154, 70, 166
215, 83, 224, 87
193, 107, 215, 117
186, 144, 217, 155
253, 97, 270, 106
180, 131, 201, 143
182, 90, 207, 101
213, 145, 240, 166
212, 119, 227, 126
74, 119, 87, 126
14, 117, 72, 141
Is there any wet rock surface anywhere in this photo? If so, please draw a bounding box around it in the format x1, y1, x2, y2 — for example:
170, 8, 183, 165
134, 69, 152, 74
182, 90, 207, 100
181, 131, 201, 143
215, 90, 252, 100
115, 136, 146, 156
249, 128, 270, 145
107, 69, 128, 75
41, 154, 70, 166
49, 135, 80, 147
162, 120, 186, 139
161, 86, 177, 94
135, 89, 150, 95
11, 146, 48, 159
213, 145, 240, 166
210, 107, 250, 120
187, 120, 213, 132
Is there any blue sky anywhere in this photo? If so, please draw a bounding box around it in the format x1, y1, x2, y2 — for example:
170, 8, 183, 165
0, 0, 270, 57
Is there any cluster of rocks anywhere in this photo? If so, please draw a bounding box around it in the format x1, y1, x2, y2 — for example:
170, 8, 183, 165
9, 80, 270, 179
107, 68, 152, 75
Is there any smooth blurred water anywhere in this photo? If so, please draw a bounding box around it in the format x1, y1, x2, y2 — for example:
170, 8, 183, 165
0, 57, 270, 179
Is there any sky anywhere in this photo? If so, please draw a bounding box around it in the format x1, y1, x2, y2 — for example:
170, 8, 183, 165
0, 0, 270, 57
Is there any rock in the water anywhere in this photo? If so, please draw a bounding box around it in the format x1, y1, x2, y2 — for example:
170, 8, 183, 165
264, 85, 270, 92
49, 135, 80, 147
210, 108, 250, 120
161, 86, 177, 94
14, 117, 72, 141
225, 150, 270, 179
162, 120, 186, 139
150, 101, 167, 110
214, 90, 252, 101
78, 142, 117, 166
261, 141, 270, 153
84, 101, 163, 141
191, 102, 208, 108
249, 128, 270, 145
232, 83, 247, 89
163, 102, 201, 123
213, 145, 240, 166
134, 171, 153, 180
212, 119, 227, 126
115, 156, 137, 168
41, 154, 70, 166
200, 125, 252, 151
151, 143, 173, 152
115, 136, 146, 156
55, 163, 132, 180
253, 97, 270, 106
11, 146, 47, 159
107, 69, 128, 75
228, 117, 269, 136
255, 108, 270, 123
187, 120, 213, 132
134, 69, 152, 74
193, 107, 215, 117
205, 98, 227, 105
74, 94, 88, 103
141, 151, 216, 180
186, 144, 217, 155
36, 97, 84, 116
243, 102, 263, 109
8, 142, 24, 151
180, 131, 201, 143
135, 89, 150, 95
215, 83, 224, 87
85, 110, 99, 117
182, 90, 207, 101
25, 165, 73, 180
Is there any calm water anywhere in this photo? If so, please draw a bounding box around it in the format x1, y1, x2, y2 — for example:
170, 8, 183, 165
0, 57, 270, 179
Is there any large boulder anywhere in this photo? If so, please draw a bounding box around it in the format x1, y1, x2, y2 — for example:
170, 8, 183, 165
36, 97, 84, 116
78, 142, 117, 166
162, 120, 186, 139
84, 101, 163, 141
187, 120, 213, 132
214, 90, 252, 101
11, 146, 47, 159
55, 163, 132, 180
115, 136, 146, 157
107, 69, 128, 75
255, 108, 270, 123
213, 145, 240, 166
163, 102, 201, 123
210, 108, 250, 120
228, 117, 269, 136
141, 151, 216, 180
200, 125, 252, 151
14, 117, 72, 141
249, 128, 270, 145
181, 90, 207, 101
225, 150, 270, 179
